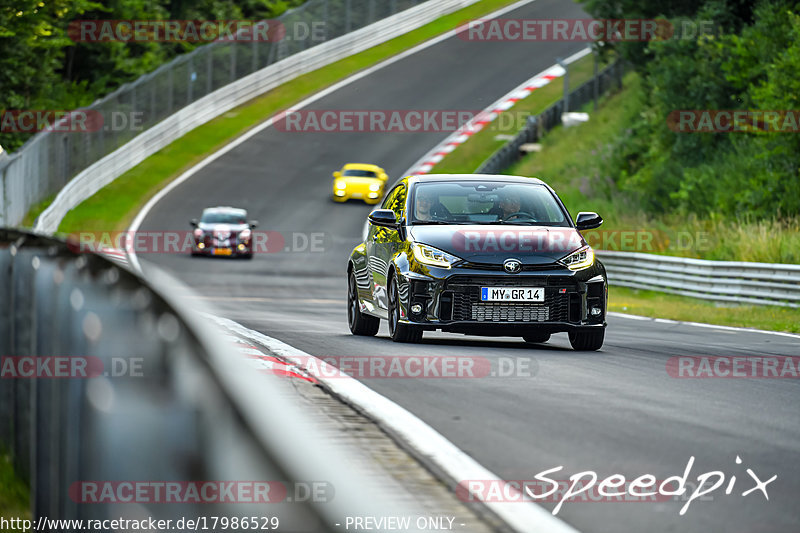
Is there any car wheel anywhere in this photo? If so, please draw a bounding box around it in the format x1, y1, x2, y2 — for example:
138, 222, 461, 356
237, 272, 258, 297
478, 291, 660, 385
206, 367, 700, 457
523, 332, 551, 344
568, 329, 605, 351
388, 276, 422, 343
348, 272, 379, 336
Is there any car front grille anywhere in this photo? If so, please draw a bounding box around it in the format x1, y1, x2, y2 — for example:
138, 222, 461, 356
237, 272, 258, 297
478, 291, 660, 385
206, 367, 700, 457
447, 275, 575, 287
447, 276, 573, 323
469, 302, 550, 322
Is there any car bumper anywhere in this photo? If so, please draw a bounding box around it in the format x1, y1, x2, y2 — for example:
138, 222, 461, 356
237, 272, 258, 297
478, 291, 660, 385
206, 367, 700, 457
193, 242, 252, 256
332, 189, 382, 204
394, 263, 607, 334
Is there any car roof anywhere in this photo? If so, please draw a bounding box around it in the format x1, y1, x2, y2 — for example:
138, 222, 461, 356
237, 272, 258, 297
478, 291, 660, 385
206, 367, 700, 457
342, 163, 382, 171
407, 173, 545, 185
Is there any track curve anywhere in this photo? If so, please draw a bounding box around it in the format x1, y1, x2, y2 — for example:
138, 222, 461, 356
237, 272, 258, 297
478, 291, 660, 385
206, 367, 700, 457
136, 1, 800, 531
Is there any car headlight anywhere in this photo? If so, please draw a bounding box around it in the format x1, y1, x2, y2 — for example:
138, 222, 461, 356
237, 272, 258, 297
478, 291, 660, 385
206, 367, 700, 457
335, 181, 347, 189
369, 182, 381, 192
412, 243, 462, 269
560, 245, 594, 271
193, 228, 203, 239
239, 228, 251, 241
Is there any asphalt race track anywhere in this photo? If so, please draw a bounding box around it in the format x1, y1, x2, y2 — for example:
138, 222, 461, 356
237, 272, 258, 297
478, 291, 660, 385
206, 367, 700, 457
136, 1, 800, 531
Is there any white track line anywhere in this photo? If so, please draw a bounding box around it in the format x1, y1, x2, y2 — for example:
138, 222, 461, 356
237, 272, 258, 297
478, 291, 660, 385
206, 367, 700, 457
206, 313, 580, 533
609, 312, 800, 339
127, 1, 580, 530
125, 0, 542, 273
118, 0, 796, 526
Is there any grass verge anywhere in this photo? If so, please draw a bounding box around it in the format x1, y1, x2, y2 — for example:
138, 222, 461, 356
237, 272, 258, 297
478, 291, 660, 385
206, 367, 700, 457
609, 286, 800, 334
507, 73, 800, 264
432, 52, 604, 173
0, 453, 29, 519
52, 0, 522, 234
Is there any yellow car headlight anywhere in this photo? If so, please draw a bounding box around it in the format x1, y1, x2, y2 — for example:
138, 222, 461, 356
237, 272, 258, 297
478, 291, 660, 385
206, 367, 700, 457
560, 246, 594, 271
412, 243, 462, 269
335, 180, 347, 189
369, 182, 381, 192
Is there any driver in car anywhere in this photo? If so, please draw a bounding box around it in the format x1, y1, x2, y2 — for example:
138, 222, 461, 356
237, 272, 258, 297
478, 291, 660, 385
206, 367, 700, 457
489, 189, 525, 220
415, 190, 451, 221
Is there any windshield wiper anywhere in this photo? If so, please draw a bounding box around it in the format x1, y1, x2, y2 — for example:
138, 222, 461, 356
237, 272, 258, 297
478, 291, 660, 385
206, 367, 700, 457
494, 220, 542, 226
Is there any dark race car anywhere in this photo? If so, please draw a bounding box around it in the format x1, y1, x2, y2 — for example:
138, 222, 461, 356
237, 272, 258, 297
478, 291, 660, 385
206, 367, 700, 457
346, 174, 607, 350
190, 207, 257, 259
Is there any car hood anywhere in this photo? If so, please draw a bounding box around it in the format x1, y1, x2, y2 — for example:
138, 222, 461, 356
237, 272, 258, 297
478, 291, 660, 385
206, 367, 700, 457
408, 225, 586, 265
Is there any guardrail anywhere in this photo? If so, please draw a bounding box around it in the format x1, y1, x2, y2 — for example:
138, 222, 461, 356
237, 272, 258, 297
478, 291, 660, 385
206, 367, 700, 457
472, 60, 800, 309
597, 250, 800, 308
0, 0, 483, 230
476, 59, 624, 174
0, 228, 412, 526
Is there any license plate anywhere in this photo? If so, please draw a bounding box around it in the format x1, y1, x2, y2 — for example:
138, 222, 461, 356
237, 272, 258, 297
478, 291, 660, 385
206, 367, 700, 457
481, 287, 544, 302
351, 193, 363, 198
213, 248, 232, 256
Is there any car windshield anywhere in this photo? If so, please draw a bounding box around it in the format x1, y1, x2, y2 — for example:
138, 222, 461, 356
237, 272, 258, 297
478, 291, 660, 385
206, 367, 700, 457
411, 181, 569, 226
343, 169, 378, 178
201, 212, 246, 224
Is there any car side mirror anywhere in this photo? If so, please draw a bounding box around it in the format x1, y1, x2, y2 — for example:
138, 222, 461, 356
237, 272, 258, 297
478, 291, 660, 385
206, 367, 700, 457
333, 171, 341, 178
379, 173, 388, 181
249, 220, 258, 228
368, 209, 398, 228
190, 219, 199, 227
576, 212, 603, 230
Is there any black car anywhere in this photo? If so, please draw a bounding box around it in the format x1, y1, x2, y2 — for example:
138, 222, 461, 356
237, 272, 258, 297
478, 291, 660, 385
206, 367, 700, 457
190, 207, 257, 258
346, 174, 607, 350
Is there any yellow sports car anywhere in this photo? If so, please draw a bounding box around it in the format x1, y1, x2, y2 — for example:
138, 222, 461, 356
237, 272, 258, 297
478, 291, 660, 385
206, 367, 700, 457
332, 163, 388, 204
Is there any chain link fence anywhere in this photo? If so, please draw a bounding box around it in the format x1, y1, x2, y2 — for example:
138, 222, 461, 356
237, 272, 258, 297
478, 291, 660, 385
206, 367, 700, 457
0, 0, 434, 228
476, 59, 625, 174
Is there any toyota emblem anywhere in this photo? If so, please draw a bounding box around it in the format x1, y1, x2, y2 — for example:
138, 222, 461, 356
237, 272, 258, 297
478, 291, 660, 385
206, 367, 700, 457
503, 259, 522, 273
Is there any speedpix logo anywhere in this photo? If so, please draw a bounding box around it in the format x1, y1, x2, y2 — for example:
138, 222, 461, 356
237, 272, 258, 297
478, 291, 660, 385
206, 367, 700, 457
457, 456, 776, 516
